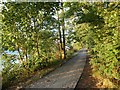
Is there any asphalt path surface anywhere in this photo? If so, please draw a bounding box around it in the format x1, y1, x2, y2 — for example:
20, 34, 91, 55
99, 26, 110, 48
25, 48, 87, 89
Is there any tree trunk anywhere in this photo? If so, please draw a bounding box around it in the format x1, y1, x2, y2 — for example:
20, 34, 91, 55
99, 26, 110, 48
17, 47, 23, 64
61, 3, 66, 59
57, 10, 63, 52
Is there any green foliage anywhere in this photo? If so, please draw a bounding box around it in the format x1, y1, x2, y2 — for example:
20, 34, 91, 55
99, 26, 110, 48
79, 2, 120, 87
1, 2, 60, 89
65, 2, 120, 87
1, 2, 120, 89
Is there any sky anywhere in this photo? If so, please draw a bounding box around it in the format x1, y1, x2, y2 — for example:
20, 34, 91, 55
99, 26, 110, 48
0, 4, 3, 12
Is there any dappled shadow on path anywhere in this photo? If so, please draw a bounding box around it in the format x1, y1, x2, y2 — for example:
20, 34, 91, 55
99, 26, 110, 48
26, 49, 87, 88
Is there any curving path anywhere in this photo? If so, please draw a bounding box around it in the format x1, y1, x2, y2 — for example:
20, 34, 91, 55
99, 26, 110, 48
25, 48, 87, 89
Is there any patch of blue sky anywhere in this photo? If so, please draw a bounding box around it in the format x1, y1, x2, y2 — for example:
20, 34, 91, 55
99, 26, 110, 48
4, 50, 19, 55
0, 50, 20, 71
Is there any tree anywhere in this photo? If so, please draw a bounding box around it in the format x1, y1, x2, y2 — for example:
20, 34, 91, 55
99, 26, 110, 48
1, 2, 60, 88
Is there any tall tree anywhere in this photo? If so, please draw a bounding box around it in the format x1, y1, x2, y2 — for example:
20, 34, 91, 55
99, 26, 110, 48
61, 2, 66, 59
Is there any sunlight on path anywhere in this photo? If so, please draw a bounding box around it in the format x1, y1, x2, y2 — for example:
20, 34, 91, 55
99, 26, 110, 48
25, 48, 87, 88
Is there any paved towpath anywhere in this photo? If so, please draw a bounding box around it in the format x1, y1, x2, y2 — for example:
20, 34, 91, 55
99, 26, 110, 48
25, 48, 87, 89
